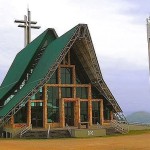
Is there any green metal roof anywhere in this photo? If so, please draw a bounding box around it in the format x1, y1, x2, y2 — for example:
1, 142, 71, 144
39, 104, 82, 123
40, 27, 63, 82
0, 25, 78, 117
0, 29, 57, 101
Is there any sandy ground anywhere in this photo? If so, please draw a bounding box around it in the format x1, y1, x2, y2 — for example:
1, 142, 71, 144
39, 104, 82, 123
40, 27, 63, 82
1, 133, 150, 150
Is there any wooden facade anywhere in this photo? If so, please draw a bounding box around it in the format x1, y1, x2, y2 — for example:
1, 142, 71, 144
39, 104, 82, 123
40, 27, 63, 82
6, 49, 113, 130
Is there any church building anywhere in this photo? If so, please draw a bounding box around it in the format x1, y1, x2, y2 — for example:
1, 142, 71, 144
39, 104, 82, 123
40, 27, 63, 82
0, 24, 127, 133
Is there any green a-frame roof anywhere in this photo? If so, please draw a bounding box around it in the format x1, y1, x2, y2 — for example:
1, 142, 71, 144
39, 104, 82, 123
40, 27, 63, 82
0, 24, 126, 125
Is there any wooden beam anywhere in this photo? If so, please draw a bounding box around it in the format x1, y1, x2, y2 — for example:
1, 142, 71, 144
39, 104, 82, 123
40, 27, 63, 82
30, 100, 43, 102
59, 64, 75, 68
100, 99, 104, 125
63, 98, 78, 102
68, 50, 70, 65
10, 115, 14, 128
92, 99, 102, 101
46, 84, 90, 87
43, 85, 47, 128
27, 100, 31, 126
110, 110, 113, 120
88, 84, 92, 126
60, 98, 65, 127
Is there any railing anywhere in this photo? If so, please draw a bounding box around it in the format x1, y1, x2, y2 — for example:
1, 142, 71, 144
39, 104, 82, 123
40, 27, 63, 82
66, 123, 72, 136
96, 122, 103, 129
47, 125, 50, 138
20, 124, 32, 138
111, 120, 128, 134
12, 124, 27, 138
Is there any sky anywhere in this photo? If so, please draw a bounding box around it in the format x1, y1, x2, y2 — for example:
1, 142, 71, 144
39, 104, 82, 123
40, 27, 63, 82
0, 0, 150, 115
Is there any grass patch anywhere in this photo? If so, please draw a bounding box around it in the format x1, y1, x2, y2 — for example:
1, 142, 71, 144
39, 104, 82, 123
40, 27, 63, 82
127, 130, 150, 135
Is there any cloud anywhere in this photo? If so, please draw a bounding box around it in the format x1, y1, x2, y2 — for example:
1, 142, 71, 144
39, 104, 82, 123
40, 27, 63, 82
100, 56, 150, 113
0, 0, 149, 113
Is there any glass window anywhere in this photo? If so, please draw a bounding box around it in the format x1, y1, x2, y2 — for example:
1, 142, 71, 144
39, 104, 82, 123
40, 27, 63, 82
14, 104, 27, 123
47, 70, 58, 84
47, 87, 59, 123
61, 68, 72, 84
76, 87, 88, 99
92, 87, 101, 99
61, 88, 72, 98
31, 102, 43, 107
92, 101, 100, 124
104, 106, 110, 120
80, 101, 88, 122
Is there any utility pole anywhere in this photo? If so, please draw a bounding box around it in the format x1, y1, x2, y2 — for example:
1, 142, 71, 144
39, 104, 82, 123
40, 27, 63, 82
14, 9, 41, 47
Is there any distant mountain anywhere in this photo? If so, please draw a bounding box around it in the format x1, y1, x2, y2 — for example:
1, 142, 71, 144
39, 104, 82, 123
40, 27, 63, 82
126, 111, 150, 124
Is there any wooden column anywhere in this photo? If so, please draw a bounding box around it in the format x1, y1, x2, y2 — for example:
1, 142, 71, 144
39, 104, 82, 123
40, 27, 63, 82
110, 110, 114, 120
43, 85, 47, 128
72, 66, 76, 98
58, 65, 63, 127
100, 99, 104, 125
60, 99, 65, 127
74, 99, 80, 127
10, 115, 14, 128
77, 99, 80, 125
88, 84, 92, 126
27, 100, 31, 126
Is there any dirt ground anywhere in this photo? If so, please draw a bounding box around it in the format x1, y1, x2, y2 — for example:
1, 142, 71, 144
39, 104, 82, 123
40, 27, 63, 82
1, 132, 150, 150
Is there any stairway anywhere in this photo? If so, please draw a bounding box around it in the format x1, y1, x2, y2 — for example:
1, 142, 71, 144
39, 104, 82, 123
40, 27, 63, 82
105, 127, 120, 135
21, 129, 71, 139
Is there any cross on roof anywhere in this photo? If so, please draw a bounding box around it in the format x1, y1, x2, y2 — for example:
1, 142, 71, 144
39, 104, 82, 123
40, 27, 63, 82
14, 9, 41, 47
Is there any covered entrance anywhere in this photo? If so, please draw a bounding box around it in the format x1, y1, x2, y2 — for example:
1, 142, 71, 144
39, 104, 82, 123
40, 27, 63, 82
31, 102, 43, 128
60, 98, 80, 128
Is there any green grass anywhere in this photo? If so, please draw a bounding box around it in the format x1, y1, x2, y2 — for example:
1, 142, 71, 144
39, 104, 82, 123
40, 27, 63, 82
127, 130, 150, 135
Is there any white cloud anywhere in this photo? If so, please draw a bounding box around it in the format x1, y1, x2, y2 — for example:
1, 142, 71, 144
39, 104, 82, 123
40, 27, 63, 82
0, 0, 150, 113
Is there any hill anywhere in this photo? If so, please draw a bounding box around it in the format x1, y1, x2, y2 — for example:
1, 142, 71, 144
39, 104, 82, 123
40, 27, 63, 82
126, 111, 150, 123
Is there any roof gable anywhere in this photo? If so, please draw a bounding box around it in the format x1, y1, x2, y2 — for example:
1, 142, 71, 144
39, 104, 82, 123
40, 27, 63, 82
0, 28, 57, 101
0, 24, 125, 124
0, 25, 78, 117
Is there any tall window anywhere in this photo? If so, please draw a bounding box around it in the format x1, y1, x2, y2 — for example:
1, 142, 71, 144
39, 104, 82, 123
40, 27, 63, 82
92, 101, 100, 124
47, 87, 59, 123
104, 106, 110, 120
80, 101, 88, 122
61, 68, 72, 84
14, 104, 27, 123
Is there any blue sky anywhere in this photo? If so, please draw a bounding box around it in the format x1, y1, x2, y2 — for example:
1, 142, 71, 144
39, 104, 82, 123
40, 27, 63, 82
0, 0, 150, 115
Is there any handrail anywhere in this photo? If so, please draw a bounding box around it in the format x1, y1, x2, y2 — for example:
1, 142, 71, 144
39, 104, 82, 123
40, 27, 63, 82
12, 124, 27, 138
111, 120, 128, 134
47, 125, 50, 138
20, 124, 32, 138
66, 123, 72, 136
97, 122, 103, 129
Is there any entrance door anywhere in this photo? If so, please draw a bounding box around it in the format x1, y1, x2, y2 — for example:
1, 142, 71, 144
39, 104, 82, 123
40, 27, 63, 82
31, 102, 43, 128
65, 102, 74, 126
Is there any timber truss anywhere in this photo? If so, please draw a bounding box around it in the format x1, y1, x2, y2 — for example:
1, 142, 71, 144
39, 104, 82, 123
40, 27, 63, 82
0, 24, 128, 126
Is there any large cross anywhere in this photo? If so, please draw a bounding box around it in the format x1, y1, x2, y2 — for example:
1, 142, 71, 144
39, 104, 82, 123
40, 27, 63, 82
14, 9, 41, 47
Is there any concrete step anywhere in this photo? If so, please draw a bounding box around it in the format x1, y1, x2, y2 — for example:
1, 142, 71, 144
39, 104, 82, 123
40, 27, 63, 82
105, 127, 120, 135
21, 129, 71, 139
